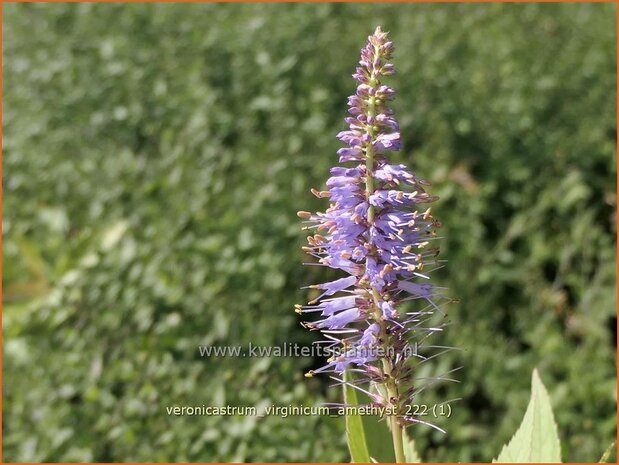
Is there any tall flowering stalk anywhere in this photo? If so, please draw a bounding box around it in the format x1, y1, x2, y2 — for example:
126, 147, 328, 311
298, 27, 453, 462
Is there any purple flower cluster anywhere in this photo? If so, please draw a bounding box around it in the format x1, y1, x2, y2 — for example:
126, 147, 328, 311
298, 27, 453, 426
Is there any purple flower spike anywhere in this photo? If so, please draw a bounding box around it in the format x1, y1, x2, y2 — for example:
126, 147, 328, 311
298, 27, 455, 433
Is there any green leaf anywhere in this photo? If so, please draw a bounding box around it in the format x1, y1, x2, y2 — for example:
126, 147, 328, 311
402, 429, 422, 463
363, 415, 397, 462
343, 371, 371, 463
494, 369, 561, 463
343, 374, 400, 462
363, 384, 396, 462
599, 441, 616, 462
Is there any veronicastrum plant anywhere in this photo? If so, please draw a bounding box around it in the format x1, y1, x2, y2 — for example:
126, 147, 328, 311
298, 27, 572, 463
297, 26, 455, 462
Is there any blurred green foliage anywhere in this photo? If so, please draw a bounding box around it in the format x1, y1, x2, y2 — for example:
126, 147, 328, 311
3, 3, 616, 462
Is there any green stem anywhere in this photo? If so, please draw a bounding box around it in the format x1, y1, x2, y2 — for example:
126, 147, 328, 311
382, 340, 405, 463
390, 415, 406, 463
365, 82, 405, 464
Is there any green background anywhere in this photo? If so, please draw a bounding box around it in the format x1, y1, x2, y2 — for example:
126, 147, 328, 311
3, 3, 616, 462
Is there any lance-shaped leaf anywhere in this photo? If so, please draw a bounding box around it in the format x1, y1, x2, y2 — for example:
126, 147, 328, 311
343, 371, 371, 463
599, 441, 616, 463
494, 369, 561, 463
402, 429, 422, 463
